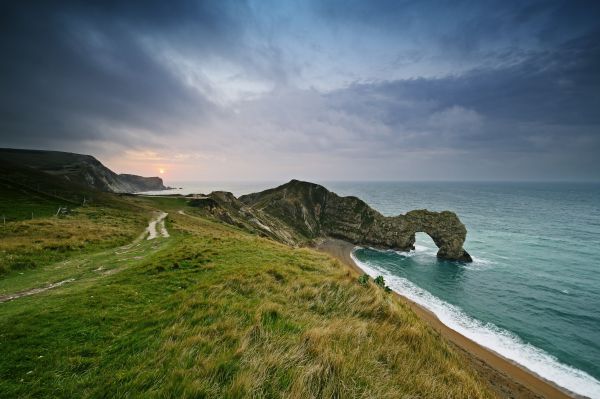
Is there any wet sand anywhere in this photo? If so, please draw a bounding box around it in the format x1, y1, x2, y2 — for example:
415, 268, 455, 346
315, 238, 575, 399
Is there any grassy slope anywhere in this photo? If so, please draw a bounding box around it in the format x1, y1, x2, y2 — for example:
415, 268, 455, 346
0, 196, 496, 398
0, 179, 65, 221
0, 161, 152, 275
0, 203, 152, 274
0, 204, 149, 276
0, 158, 96, 219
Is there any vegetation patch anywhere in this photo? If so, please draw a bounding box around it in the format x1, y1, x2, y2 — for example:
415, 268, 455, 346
358, 273, 369, 286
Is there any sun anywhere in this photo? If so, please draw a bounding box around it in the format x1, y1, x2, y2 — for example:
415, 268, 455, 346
159, 168, 165, 174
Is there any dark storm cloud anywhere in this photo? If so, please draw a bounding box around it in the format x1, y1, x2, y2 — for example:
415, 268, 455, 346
0, 1, 250, 148
314, 0, 597, 51
329, 27, 600, 142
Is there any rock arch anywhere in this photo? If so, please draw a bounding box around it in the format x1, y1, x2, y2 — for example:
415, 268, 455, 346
402, 210, 472, 262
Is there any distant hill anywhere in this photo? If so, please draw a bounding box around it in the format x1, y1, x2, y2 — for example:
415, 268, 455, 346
0, 148, 167, 193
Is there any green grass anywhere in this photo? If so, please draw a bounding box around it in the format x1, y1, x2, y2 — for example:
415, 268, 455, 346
0, 199, 497, 398
0, 159, 96, 220
0, 228, 169, 296
0, 180, 67, 221
0, 159, 158, 277
0, 199, 149, 276
137, 195, 188, 211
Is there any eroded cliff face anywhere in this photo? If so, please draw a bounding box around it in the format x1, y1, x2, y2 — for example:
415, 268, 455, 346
118, 174, 168, 192
191, 180, 472, 262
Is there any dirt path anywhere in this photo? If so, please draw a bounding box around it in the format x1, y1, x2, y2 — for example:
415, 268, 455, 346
0, 279, 75, 303
1, 211, 170, 304
158, 215, 169, 238
146, 212, 168, 240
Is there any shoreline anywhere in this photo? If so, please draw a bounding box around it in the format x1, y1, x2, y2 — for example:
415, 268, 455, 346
315, 238, 575, 399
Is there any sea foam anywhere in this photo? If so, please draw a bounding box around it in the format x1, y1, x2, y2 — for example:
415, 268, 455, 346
351, 251, 600, 399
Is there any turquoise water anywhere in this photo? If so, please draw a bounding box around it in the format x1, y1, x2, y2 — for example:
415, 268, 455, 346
329, 182, 600, 398
146, 181, 600, 397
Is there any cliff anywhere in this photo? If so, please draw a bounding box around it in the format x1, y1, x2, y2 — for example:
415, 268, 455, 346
192, 180, 472, 262
118, 174, 168, 192
0, 148, 167, 193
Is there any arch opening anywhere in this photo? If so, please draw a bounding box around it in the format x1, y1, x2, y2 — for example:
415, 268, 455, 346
413, 232, 438, 255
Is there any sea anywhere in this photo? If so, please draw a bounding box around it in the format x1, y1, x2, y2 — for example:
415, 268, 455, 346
142, 181, 600, 398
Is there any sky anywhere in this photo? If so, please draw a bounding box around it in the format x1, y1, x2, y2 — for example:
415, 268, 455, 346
1, 0, 599, 182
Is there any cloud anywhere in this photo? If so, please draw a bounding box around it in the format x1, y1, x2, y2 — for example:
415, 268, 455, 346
0, 1, 260, 149
0, 1, 599, 180
196, 29, 600, 179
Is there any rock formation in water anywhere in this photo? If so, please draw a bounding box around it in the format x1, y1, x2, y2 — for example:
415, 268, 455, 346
190, 180, 472, 262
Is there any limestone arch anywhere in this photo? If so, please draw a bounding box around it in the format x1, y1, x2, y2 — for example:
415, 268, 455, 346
404, 210, 472, 262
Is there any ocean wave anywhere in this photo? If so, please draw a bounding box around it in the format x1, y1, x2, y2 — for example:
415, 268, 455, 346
394, 251, 416, 258
413, 240, 496, 269
351, 253, 600, 399
413, 243, 433, 253
389, 243, 495, 270
394, 243, 438, 258
463, 255, 496, 270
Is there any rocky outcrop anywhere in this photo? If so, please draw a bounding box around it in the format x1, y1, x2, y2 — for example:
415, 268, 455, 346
194, 180, 472, 262
118, 174, 168, 192
188, 191, 303, 246
0, 148, 167, 193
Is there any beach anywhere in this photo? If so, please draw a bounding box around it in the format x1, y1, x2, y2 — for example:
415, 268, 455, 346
315, 238, 575, 399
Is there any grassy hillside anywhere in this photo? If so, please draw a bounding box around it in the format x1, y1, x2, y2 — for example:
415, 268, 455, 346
0, 178, 65, 222
0, 148, 166, 193
0, 164, 151, 275
0, 158, 118, 221
0, 194, 496, 398
0, 204, 148, 276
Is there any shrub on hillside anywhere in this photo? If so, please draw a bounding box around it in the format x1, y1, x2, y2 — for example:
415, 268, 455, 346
358, 273, 369, 286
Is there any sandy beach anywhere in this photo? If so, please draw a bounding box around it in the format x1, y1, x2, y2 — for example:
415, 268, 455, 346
315, 238, 576, 399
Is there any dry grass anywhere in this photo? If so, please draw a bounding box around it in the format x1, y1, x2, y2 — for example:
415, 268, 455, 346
0, 205, 147, 274
0, 198, 497, 398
